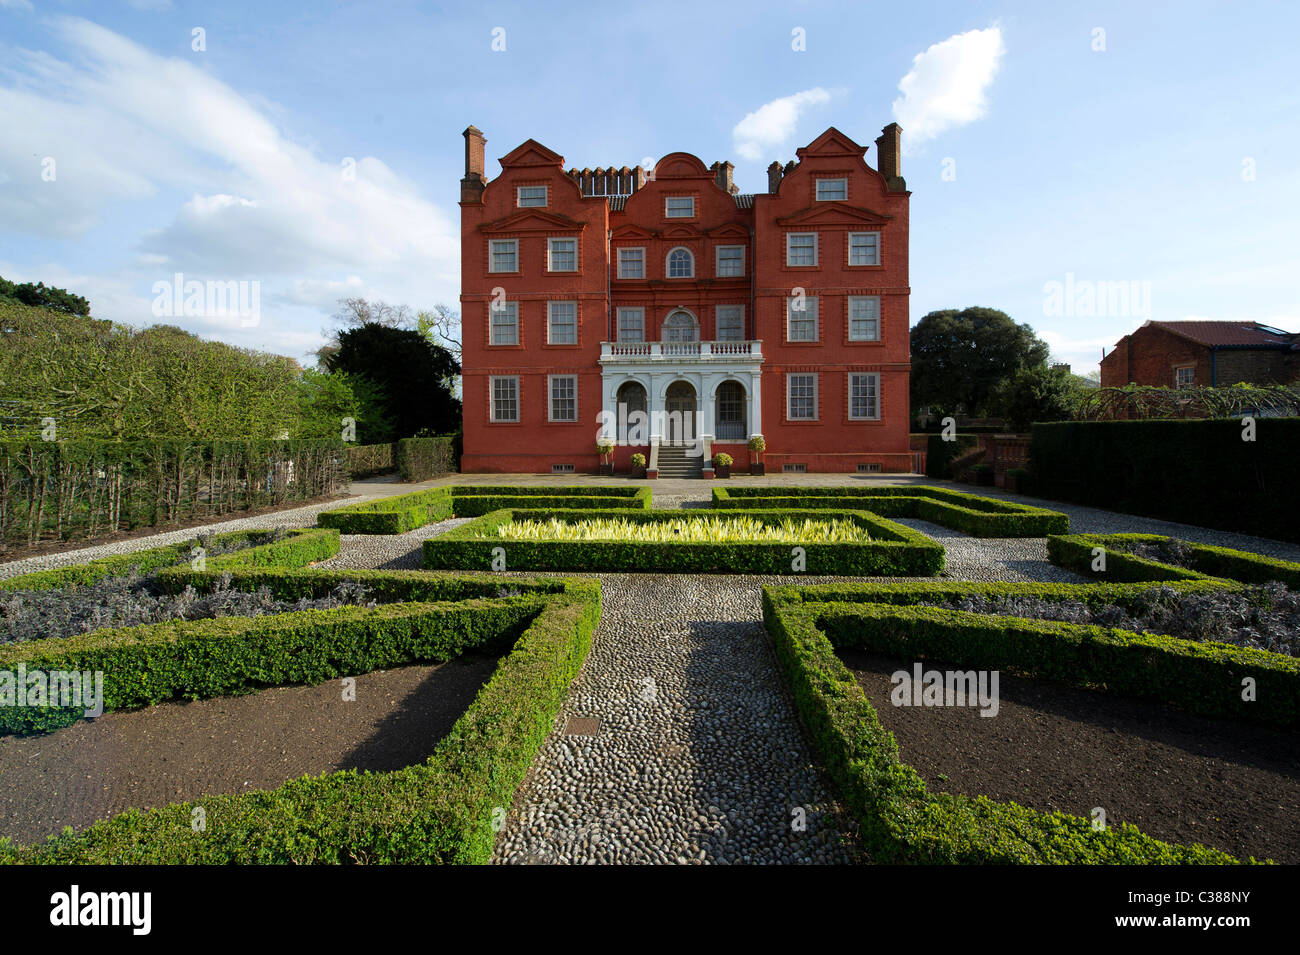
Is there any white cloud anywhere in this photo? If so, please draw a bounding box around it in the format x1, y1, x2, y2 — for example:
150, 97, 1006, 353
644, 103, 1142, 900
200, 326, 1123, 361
0, 0, 35, 13
892, 27, 1005, 151
732, 88, 832, 161
0, 17, 460, 358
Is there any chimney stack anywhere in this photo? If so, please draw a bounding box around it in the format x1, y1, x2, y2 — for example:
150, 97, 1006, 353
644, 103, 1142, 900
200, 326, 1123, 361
713, 160, 734, 194
874, 123, 903, 188
461, 125, 486, 203
767, 161, 783, 194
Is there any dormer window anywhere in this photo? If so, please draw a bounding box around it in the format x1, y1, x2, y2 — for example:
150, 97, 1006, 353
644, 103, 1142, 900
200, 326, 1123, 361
816, 178, 847, 201
665, 197, 695, 218
517, 185, 548, 207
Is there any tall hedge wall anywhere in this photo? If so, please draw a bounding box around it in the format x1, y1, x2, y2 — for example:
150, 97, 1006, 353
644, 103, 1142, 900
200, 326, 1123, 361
1029, 418, 1300, 542
0, 439, 347, 555
397, 435, 460, 481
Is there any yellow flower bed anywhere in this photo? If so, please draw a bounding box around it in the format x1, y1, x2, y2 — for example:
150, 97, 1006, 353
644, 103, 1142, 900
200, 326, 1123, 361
481, 515, 873, 544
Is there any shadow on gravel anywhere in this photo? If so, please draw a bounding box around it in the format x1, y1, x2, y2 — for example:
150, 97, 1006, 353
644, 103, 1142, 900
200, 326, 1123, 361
680, 617, 848, 864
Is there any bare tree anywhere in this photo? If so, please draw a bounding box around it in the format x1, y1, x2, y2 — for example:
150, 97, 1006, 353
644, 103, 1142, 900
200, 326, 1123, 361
316, 298, 418, 366
417, 303, 461, 364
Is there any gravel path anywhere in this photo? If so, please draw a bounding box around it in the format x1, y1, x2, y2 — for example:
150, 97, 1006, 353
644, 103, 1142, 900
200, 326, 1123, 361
492, 573, 855, 865
313, 519, 473, 572
0, 495, 389, 582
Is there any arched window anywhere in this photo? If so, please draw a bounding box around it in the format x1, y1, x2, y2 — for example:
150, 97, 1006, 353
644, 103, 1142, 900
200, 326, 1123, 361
667, 247, 694, 278
662, 310, 699, 342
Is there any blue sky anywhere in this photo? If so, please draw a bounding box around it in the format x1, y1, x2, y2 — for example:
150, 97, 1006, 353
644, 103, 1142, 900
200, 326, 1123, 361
2, 0, 1297, 373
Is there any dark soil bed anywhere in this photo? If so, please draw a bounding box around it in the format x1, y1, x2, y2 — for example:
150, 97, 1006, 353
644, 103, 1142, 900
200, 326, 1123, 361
0, 653, 500, 846
838, 648, 1300, 864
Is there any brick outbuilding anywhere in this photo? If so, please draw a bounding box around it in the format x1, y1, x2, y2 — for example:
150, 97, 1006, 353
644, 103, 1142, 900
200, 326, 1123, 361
1099, 320, 1300, 389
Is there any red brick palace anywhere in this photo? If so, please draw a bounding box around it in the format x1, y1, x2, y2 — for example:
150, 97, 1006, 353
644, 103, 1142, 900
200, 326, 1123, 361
458, 123, 912, 476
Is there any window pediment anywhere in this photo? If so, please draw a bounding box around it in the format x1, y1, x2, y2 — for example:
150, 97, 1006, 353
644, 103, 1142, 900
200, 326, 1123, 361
480, 210, 587, 234
775, 204, 891, 228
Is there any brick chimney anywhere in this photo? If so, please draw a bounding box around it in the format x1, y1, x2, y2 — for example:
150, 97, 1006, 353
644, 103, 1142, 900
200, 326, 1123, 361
713, 160, 734, 194
767, 161, 783, 194
461, 125, 486, 203
874, 123, 904, 190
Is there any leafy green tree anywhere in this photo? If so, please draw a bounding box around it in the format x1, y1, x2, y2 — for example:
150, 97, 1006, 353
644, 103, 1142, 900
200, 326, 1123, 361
296, 369, 395, 443
0, 275, 91, 316
995, 365, 1082, 431
324, 323, 460, 438
910, 307, 1051, 417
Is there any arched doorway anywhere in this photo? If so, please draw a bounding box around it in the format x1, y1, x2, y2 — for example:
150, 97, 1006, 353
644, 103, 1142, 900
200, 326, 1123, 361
715, 380, 747, 441
665, 380, 697, 444
616, 380, 648, 443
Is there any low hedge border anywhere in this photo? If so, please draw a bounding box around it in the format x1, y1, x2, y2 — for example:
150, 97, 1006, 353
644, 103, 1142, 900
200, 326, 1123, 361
423, 507, 944, 576
713, 485, 1069, 537
451, 486, 651, 517
0, 596, 543, 736
0, 527, 339, 592
0, 571, 601, 863
317, 485, 650, 534
318, 487, 453, 534
762, 583, 1258, 863
1048, 532, 1300, 587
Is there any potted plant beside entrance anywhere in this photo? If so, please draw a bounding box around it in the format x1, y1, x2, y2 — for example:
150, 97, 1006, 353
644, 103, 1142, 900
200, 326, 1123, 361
748, 435, 766, 476
631, 452, 647, 479
712, 452, 733, 478
597, 438, 615, 475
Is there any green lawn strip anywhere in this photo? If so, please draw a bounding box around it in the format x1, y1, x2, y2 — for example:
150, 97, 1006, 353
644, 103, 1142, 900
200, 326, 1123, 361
0, 527, 339, 592
0, 576, 601, 864
762, 585, 1258, 863
423, 507, 944, 576
713, 485, 1068, 537
1048, 532, 1300, 587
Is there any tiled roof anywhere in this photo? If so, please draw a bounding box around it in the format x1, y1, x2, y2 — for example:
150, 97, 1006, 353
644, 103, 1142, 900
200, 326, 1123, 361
1146, 320, 1297, 348
607, 196, 627, 211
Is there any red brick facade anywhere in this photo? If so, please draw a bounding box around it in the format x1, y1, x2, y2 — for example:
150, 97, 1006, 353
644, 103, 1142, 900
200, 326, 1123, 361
1100, 321, 1299, 389
459, 125, 912, 475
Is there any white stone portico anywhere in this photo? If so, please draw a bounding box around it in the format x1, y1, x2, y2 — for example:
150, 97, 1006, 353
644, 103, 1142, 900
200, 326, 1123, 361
597, 340, 764, 459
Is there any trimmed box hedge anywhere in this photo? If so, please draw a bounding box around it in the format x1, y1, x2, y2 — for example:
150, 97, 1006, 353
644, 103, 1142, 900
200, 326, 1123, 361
1029, 418, 1300, 543
318, 487, 453, 534
0, 570, 601, 864
1048, 532, 1300, 587
713, 484, 1068, 537
0, 527, 339, 592
451, 485, 652, 517
423, 507, 944, 576
763, 582, 1268, 863
317, 485, 651, 534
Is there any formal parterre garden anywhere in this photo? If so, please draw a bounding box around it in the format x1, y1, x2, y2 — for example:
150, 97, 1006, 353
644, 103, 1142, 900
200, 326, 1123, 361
3, 481, 1296, 864
0, 524, 600, 863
